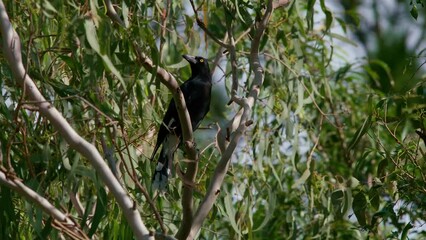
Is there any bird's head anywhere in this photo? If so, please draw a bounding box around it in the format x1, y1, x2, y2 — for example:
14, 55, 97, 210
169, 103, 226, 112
182, 54, 210, 77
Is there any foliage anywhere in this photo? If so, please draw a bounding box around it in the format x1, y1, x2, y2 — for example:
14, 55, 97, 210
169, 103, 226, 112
0, 0, 425, 239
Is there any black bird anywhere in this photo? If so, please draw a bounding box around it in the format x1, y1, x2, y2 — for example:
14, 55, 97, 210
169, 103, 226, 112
151, 55, 212, 192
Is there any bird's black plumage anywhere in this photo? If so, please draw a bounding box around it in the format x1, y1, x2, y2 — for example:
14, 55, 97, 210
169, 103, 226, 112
152, 55, 212, 192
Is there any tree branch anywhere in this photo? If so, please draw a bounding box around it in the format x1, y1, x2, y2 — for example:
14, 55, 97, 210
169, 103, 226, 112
176, 36, 231, 240
188, 0, 230, 48
133, 44, 195, 149
0, 170, 88, 239
186, 1, 275, 238
133, 42, 199, 237
226, 17, 238, 105
0, 2, 152, 239
107, 3, 199, 233
105, 0, 125, 27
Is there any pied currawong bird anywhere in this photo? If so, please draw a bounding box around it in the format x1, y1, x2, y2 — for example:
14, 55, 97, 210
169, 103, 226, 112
151, 55, 212, 192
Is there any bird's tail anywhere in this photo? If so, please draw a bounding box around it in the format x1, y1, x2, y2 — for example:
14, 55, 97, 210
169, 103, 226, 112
152, 148, 173, 193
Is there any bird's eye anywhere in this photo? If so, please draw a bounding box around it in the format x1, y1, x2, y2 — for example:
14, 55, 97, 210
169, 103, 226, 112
199, 59, 204, 63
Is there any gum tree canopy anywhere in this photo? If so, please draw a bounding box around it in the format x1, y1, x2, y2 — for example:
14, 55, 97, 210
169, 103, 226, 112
0, 0, 425, 239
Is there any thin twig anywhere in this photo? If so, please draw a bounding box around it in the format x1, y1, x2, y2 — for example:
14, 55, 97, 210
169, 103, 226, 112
115, 121, 168, 233
159, 0, 171, 58
105, 0, 125, 27
102, 5, 199, 232
326, 96, 352, 165
188, 0, 230, 48
307, 115, 323, 163
226, 16, 238, 105
210, 35, 228, 74
22, 95, 118, 125
132, 41, 199, 236
186, 1, 275, 238
133, 42, 195, 148
0, 2, 152, 239
0, 170, 88, 239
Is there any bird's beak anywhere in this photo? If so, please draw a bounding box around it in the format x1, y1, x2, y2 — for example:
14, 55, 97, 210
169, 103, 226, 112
182, 54, 197, 64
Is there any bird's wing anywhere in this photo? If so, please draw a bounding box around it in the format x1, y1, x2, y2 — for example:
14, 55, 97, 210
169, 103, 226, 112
181, 76, 212, 130
151, 79, 192, 160
151, 75, 210, 160
151, 100, 180, 160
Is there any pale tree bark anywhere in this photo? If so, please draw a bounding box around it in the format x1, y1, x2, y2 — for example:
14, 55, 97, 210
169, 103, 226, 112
104, 1, 286, 239
0, 1, 152, 239
0, 170, 89, 239
185, 0, 276, 239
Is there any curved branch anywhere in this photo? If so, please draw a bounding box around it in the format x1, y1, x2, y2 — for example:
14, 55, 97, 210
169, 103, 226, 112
186, 1, 275, 238
133, 44, 195, 149
188, 0, 230, 48
0, 2, 152, 239
133, 42, 199, 237
105, 0, 125, 27
0, 170, 88, 239
226, 18, 238, 105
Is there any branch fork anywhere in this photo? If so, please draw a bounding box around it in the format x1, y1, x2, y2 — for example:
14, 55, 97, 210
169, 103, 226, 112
0, 1, 152, 239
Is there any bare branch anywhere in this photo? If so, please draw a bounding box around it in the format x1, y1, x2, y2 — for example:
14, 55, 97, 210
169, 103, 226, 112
155, 232, 178, 240
210, 35, 228, 74
273, 0, 291, 9
187, 1, 275, 238
159, 0, 171, 57
0, 170, 88, 239
105, 0, 126, 27
133, 42, 200, 237
226, 19, 238, 105
188, 95, 250, 239
188, 0, 230, 48
176, 35, 232, 240
69, 189, 85, 218
175, 140, 198, 239
104, 3, 199, 233
133, 44, 195, 148
0, 2, 152, 239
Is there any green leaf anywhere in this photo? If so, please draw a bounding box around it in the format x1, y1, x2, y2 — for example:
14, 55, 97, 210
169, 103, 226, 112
80, 196, 95, 230
88, 187, 107, 237
400, 222, 413, 240
167, 58, 189, 69
42, 0, 58, 14
410, 5, 418, 20
329, 33, 358, 46
268, 141, 283, 191
348, 115, 372, 150
235, 0, 246, 23
368, 59, 394, 85
369, 188, 380, 211
291, 168, 310, 189
224, 193, 242, 237
336, 17, 347, 33
377, 158, 388, 178
122, 1, 129, 27
306, 0, 316, 30
295, 80, 304, 115
352, 191, 368, 226
34, 207, 43, 236
40, 217, 53, 238
333, 64, 352, 82
320, 0, 333, 31
84, 19, 126, 90
253, 188, 276, 231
